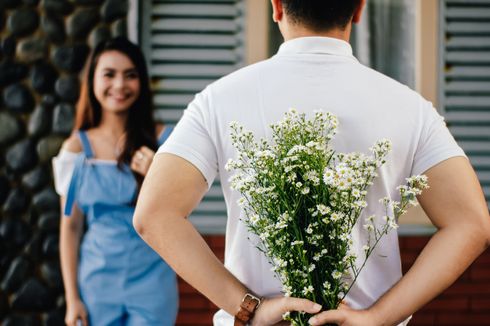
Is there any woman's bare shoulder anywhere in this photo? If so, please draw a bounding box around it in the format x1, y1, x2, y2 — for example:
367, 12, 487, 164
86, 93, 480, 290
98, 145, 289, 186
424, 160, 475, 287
62, 133, 83, 153
156, 123, 165, 138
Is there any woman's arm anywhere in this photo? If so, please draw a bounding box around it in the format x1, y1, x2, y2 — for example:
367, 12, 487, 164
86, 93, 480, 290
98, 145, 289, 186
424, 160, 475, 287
59, 197, 88, 326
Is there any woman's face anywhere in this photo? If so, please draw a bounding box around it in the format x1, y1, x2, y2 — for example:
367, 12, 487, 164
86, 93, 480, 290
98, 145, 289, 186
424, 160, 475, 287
93, 50, 141, 114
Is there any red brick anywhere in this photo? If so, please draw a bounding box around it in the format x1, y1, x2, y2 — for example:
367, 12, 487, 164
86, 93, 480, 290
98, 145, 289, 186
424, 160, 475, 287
424, 297, 469, 312
205, 235, 225, 249
460, 269, 472, 281
179, 296, 210, 309
474, 252, 490, 264
444, 283, 490, 296
436, 313, 490, 325
470, 267, 490, 281
176, 311, 214, 325
400, 236, 431, 251
400, 252, 419, 265
178, 279, 199, 294
410, 312, 435, 325
470, 298, 490, 312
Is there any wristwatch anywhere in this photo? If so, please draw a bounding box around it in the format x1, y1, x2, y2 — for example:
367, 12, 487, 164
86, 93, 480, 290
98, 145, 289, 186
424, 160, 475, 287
234, 293, 262, 326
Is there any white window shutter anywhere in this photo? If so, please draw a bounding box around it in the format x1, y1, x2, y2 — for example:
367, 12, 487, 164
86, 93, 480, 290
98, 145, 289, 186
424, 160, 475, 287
439, 0, 490, 209
140, 0, 246, 233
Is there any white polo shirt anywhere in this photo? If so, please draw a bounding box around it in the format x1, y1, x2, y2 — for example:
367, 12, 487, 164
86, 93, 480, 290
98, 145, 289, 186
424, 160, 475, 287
158, 37, 465, 325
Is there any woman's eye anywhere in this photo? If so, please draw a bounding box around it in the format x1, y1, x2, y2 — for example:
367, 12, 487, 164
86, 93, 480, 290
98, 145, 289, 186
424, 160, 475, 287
104, 73, 114, 78
126, 72, 138, 79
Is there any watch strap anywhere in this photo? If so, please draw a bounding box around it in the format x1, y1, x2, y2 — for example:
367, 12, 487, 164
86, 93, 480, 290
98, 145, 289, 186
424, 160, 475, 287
234, 293, 261, 326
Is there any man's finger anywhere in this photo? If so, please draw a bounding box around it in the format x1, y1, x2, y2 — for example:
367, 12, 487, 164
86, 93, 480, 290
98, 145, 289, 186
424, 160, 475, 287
338, 302, 352, 311
283, 297, 322, 314
308, 310, 344, 326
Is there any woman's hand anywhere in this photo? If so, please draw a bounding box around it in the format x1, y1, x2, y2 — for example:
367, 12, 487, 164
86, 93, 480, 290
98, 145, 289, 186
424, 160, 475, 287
130, 146, 155, 176
65, 299, 88, 326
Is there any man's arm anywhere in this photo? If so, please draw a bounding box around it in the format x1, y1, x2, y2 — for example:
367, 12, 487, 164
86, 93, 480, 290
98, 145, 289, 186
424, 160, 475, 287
133, 153, 321, 324
309, 156, 490, 325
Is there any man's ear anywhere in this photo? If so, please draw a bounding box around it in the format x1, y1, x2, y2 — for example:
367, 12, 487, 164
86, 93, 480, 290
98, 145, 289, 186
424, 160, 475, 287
271, 0, 284, 23
352, 0, 366, 24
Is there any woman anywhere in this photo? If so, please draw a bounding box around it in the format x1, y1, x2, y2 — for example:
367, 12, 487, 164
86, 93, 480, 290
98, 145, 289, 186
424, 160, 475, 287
53, 37, 178, 326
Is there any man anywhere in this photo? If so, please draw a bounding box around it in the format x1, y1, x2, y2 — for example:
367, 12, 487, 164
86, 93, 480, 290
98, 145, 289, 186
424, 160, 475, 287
133, 0, 490, 325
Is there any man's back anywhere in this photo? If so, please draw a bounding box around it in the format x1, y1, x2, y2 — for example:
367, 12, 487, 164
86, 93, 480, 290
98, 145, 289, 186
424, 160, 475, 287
161, 37, 464, 324
135, 1, 490, 324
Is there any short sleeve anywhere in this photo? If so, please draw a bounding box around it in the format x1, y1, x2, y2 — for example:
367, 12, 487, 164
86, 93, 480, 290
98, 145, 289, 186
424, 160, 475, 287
157, 91, 218, 188
412, 101, 467, 176
52, 150, 80, 197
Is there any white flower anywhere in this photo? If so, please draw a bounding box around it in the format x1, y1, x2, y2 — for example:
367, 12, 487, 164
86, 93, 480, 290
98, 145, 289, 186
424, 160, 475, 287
379, 197, 391, 206
339, 233, 349, 241
305, 224, 314, 234
274, 257, 287, 268
332, 270, 342, 280
389, 220, 399, 229
323, 281, 331, 290
317, 204, 331, 215
249, 214, 260, 225
352, 188, 361, 198
331, 212, 342, 222
302, 285, 314, 295
323, 168, 335, 185
237, 197, 246, 207
275, 219, 288, 229
363, 224, 374, 232
224, 158, 234, 171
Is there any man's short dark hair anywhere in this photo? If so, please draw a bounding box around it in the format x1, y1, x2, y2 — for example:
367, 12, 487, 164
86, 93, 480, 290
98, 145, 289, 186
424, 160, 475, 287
281, 0, 362, 31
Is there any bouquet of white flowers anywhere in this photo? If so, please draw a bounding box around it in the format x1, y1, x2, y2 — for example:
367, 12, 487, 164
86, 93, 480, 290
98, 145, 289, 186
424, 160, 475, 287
226, 109, 428, 325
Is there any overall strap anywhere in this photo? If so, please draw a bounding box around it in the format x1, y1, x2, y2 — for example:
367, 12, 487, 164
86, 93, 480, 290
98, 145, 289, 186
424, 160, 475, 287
63, 154, 85, 217
78, 130, 94, 158
158, 126, 174, 145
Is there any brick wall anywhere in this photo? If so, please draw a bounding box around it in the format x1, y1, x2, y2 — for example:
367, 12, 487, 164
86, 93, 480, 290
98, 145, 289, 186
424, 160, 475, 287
176, 235, 490, 326
400, 237, 490, 325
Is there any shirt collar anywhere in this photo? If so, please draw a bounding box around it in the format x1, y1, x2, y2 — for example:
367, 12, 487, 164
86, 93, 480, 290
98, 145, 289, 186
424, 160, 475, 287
277, 36, 354, 58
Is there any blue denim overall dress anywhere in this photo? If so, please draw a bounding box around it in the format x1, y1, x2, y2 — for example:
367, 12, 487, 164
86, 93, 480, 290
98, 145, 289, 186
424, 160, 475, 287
64, 128, 178, 325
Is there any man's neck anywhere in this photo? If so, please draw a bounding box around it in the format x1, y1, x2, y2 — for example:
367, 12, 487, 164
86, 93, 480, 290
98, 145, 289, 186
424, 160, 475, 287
281, 24, 352, 43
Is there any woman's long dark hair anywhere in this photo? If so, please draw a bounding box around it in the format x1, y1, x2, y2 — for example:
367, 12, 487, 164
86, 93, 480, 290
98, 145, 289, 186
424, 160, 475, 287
75, 37, 158, 187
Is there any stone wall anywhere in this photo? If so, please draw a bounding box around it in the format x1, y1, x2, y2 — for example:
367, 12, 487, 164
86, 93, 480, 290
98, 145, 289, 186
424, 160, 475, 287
0, 1, 128, 325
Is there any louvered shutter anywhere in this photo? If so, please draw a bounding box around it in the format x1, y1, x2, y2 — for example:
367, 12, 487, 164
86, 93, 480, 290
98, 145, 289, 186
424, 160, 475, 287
439, 0, 490, 208
140, 0, 246, 233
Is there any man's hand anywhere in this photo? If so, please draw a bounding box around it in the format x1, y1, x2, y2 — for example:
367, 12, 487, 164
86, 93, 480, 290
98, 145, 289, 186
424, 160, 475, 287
251, 297, 322, 326
308, 303, 377, 326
